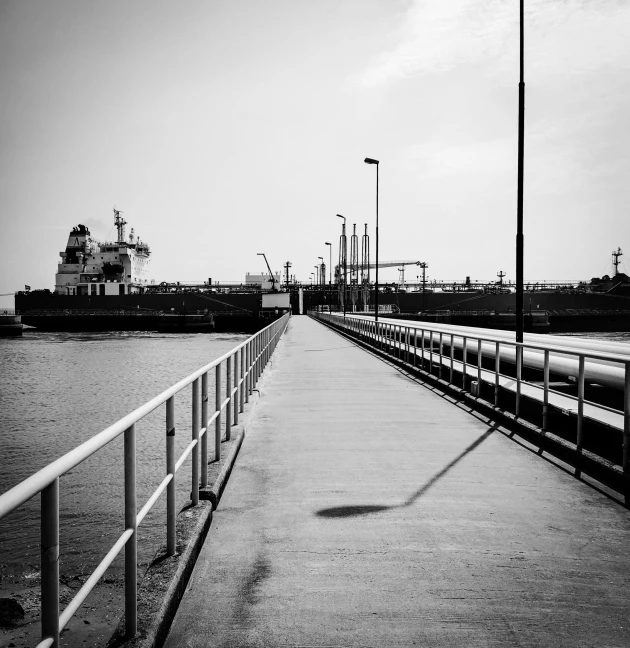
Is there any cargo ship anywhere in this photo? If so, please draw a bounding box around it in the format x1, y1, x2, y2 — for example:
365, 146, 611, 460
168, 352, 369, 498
14, 212, 630, 332
16, 211, 288, 332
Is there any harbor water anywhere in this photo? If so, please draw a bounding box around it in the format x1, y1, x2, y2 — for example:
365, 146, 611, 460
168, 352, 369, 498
0, 331, 248, 605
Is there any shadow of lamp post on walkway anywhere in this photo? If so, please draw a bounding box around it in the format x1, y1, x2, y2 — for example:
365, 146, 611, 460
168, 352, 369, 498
315, 424, 497, 519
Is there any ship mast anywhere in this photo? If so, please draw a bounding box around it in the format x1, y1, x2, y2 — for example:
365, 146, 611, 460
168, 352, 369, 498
612, 247, 623, 276
114, 208, 127, 244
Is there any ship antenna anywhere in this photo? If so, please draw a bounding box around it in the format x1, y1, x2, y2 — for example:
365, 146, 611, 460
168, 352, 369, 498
612, 247, 623, 276
113, 207, 127, 243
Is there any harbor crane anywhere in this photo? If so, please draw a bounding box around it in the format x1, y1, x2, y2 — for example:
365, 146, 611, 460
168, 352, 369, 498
257, 253, 278, 291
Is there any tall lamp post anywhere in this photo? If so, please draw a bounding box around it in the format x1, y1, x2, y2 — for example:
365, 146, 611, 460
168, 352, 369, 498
325, 242, 332, 313
318, 256, 324, 311
364, 158, 379, 322
336, 214, 347, 317
515, 0, 525, 344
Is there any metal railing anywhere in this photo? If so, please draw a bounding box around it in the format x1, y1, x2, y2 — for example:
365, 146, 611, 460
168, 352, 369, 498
0, 313, 290, 648
311, 312, 630, 492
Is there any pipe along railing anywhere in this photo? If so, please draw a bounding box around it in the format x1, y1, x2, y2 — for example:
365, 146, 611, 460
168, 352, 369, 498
0, 313, 290, 648
311, 312, 630, 496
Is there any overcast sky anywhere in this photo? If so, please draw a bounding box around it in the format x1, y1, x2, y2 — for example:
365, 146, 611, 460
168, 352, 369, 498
1, 0, 629, 307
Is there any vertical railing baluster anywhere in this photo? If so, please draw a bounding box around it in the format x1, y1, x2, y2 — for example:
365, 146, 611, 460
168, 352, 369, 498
477, 339, 482, 394
623, 362, 630, 504
450, 334, 454, 384
41, 477, 60, 648
515, 346, 522, 417
124, 424, 137, 637
245, 341, 250, 402
577, 354, 585, 456
495, 342, 500, 407
413, 329, 417, 367
429, 331, 433, 375
233, 351, 239, 427
226, 355, 232, 441
192, 378, 200, 506
543, 350, 549, 430
166, 396, 176, 555
438, 332, 443, 379
215, 363, 222, 461
201, 373, 208, 488
462, 337, 467, 390
421, 329, 425, 369
240, 346, 245, 413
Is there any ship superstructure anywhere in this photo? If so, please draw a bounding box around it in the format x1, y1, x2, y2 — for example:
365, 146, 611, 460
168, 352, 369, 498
55, 209, 151, 296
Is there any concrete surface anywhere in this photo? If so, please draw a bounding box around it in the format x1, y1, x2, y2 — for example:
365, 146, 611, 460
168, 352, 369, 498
164, 316, 630, 648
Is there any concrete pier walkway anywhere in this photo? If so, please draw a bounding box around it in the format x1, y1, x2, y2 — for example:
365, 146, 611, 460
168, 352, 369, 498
165, 316, 630, 647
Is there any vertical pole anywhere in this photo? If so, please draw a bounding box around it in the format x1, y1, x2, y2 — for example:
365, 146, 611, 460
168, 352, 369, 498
215, 363, 222, 462
516, 0, 525, 344
421, 329, 425, 369
477, 339, 482, 391
240, 346, 245, 413
450, 334, 454, 384
406, 327, 410, 363
226, 355, 232, 441
375, 163, 379, 326
438, 332, 443, 379
577, 355, 585, 454
429, 331, 433, 375
41, 478, 59, 648
623, 363, 630, 504
542, 349, 550, 430
462, 337, 468, 390
245, 341, 250, 402
515, 346, 522, 417
495, 342, 500, 407
166, 396, 176, 556
233, 351, 239, 427
191, 378, 200, 506
413, 329, 417, 367
124, 424, 137, 637
201, 373, 208, 488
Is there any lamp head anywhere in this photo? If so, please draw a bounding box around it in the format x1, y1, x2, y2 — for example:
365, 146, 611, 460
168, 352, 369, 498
325, 242, 331, 246
364, 157, 379, 165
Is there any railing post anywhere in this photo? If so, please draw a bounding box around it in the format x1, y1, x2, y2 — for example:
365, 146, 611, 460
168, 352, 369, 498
577, 354, 585, 456
201, 373, 208, 488
413, 329, 417, 367
233, 351, 239, 427
515, 346, 522, 417
438, 332, 443, 379
226, 355, 232, 441
166, 396, 176, 555
192, 378, 200, 506
623, 362, 630, 504
477, 339, 482, 392
542, 349, 549, 430
245, 341, 250, 402
240, 346, 245, 413
462, 336, 467, 390
429, 331, 433, 375
41, 477, 59, 648
215, 363, 222, 461
495, 342, 500, 407
450, 334, 454, 384
124, 424, 137, 637
421, 329, 425, 369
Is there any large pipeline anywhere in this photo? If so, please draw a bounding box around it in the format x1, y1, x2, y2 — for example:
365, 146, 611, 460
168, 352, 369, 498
352, 316, 629, 391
